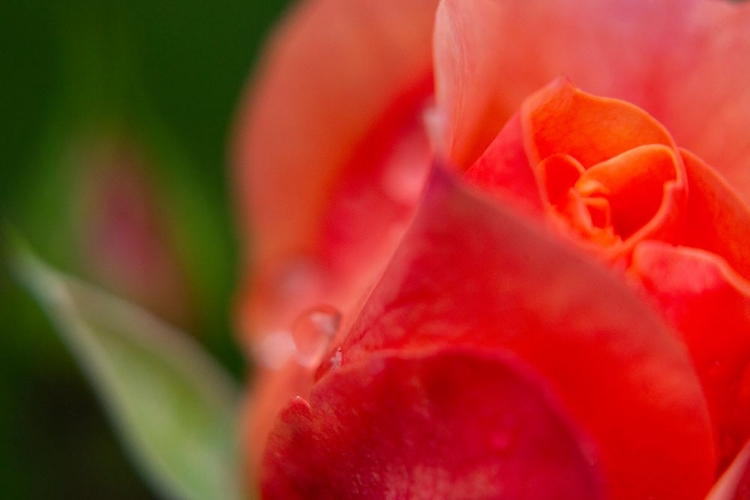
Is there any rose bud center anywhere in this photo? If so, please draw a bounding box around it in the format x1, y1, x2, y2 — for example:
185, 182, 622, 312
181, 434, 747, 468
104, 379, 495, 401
539, 144, 680, 247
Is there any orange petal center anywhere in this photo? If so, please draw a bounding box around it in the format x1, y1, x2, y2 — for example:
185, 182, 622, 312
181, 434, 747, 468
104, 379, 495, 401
522, 79, 686, 254
541, 144, 681, 247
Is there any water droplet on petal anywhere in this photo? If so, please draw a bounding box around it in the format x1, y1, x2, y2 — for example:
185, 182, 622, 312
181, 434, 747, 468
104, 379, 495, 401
311, 345, 345, 381
292, 305, 342, 368
330, 347, 343, 370
255, 330, 296, 370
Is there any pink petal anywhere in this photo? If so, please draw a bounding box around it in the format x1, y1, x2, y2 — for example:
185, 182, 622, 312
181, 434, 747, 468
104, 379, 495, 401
262, 348, 603, 499
233, 0, 438, 343
334, 167, 715, 499
434, 0, 750, 203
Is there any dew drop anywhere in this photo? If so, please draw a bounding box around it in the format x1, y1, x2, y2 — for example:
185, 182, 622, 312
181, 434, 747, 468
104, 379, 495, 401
314, 346, 344, 381
292, 305, 342, 368
330, 347, 343, 370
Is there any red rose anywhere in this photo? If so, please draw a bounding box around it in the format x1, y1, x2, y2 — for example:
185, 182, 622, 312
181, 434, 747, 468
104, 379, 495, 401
233, 0, 750, 498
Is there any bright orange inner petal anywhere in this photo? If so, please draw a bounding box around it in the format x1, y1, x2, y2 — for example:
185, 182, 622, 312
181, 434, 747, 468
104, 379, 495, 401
520, 80, 686, 251
539, 144, 680, 247
523, 80, 675, 167
579, 145, 678, 239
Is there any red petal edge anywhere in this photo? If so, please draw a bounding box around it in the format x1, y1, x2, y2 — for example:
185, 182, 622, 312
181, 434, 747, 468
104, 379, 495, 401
262, 347, 604, 500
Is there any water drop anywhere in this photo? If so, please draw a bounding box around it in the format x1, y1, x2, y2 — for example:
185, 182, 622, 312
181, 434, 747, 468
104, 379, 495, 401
330, 347, 343, 370
292, 305, 342, 368
314, 346, 344, 381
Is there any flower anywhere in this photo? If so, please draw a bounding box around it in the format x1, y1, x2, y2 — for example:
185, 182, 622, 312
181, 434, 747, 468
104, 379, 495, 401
233, 0, 750, 498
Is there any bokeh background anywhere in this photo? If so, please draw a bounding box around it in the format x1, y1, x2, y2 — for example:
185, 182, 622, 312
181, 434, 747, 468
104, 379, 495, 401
1, 0, 290, 497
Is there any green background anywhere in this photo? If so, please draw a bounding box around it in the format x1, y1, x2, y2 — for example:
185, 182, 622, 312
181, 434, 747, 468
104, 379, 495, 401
1, 0, 291, 497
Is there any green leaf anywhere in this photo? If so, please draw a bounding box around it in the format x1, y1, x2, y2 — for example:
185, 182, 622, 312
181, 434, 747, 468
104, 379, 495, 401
11, 240, 244, 500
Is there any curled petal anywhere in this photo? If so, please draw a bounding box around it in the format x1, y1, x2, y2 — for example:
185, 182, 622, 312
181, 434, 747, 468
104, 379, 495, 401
336, 167, 715, 499
465, 80, 689, 259
520, 81, 688, 252
578, 145, 678, 239
262, 348, 603, 499
521, 79, 675, 168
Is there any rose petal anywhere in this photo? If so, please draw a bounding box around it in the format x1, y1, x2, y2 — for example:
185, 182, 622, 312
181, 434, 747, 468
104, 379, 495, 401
630, 241, 750, 471
241, 355, 316, 485
579, 145, 678, 239
262, 348, 603, 500
335, 167, 715, 499
233, 0, 438, 342
706, 438, 750, 500
522, 79, 675, 168
434, 0, 750, 203
468, 81, 689, 258
464, 113, 544, 215
682, 149, 750, 282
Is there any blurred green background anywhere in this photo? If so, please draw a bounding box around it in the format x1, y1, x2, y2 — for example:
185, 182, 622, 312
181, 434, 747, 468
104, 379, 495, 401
0, 0, 290, 497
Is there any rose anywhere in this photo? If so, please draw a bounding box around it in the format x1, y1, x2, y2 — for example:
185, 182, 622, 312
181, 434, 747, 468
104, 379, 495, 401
232, 0, 750, 498
234, 0, 750, 496
248, 85, 750, 498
